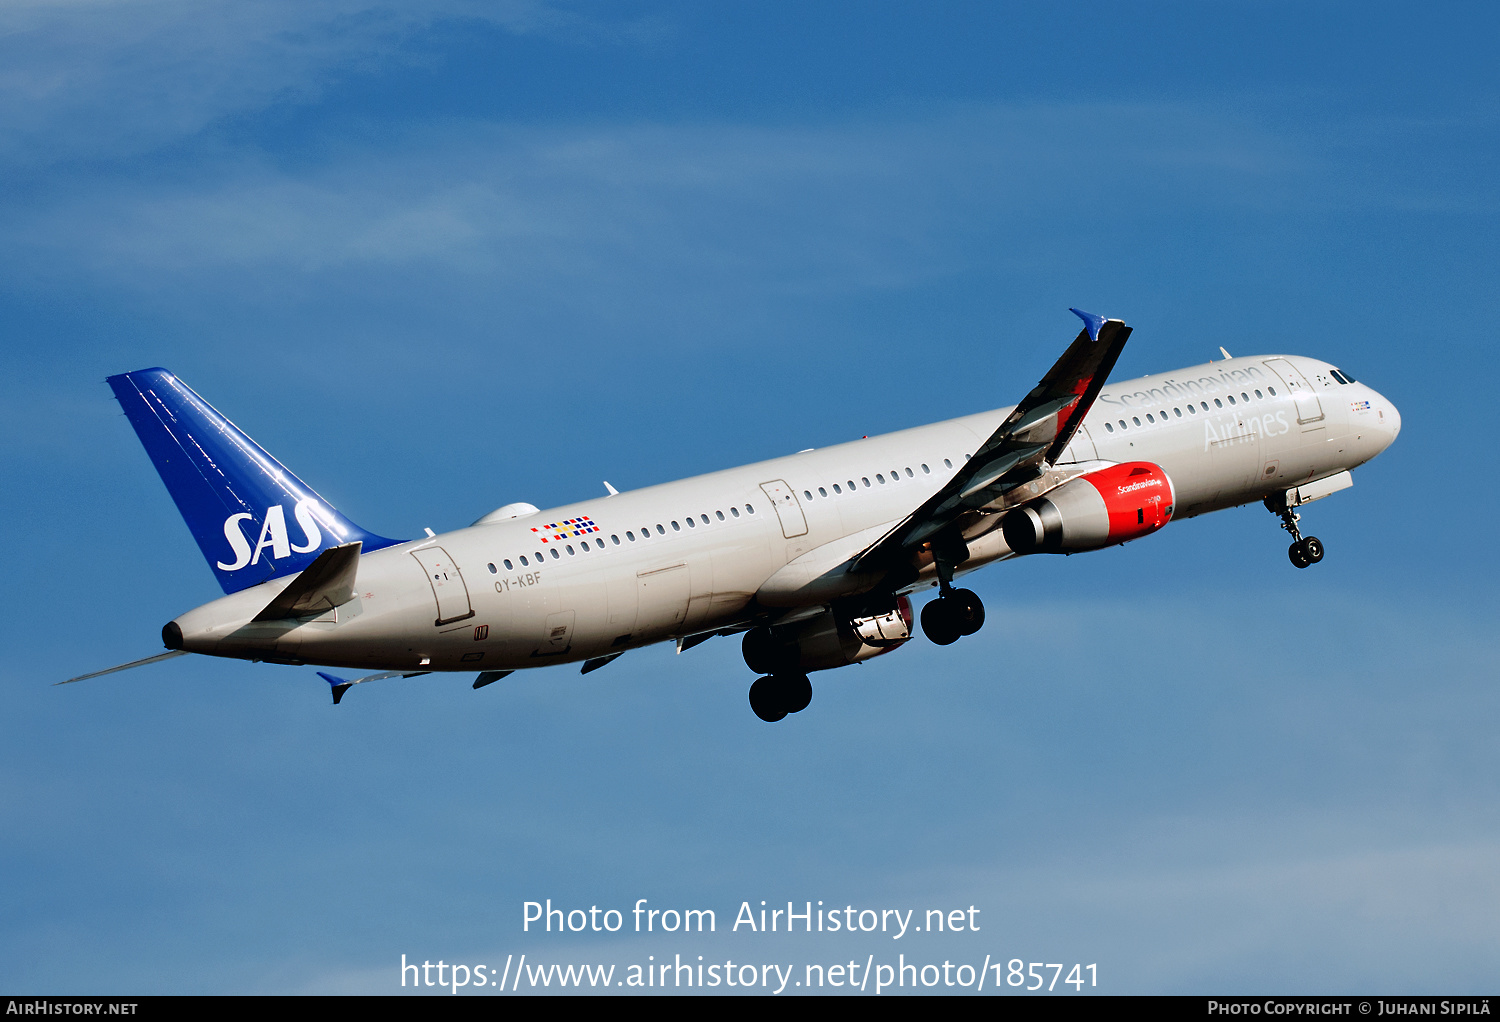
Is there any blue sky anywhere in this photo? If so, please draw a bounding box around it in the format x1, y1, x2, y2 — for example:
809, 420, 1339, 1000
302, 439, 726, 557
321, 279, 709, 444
3, 0, 1497, 994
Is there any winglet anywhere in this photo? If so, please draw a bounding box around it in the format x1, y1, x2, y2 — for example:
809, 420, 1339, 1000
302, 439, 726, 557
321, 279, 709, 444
1069, 308, 1105, 342
317, 671, 354, 705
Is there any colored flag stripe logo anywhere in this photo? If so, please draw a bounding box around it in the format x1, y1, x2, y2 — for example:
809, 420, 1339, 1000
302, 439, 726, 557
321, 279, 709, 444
530, 516, 601, 543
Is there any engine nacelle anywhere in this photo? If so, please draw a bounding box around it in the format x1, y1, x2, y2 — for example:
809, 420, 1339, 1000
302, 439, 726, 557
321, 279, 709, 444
1001, 461, 1174, 554
742, 596, 913, 675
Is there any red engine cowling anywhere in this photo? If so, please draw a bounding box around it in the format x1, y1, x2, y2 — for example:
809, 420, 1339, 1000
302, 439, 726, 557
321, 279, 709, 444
1001, 462, 1174, 554
742, 596, 913, 675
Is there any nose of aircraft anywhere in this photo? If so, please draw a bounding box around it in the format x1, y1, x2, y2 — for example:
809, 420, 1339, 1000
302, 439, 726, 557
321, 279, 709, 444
1372, 388, 1401, 449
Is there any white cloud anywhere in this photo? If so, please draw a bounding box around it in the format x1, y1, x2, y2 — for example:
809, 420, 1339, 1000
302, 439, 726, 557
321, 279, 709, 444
0, 0, 646, 167
9, 104, 1306, 290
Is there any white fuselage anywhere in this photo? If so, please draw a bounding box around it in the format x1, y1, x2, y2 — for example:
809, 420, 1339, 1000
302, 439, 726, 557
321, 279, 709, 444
169, 355, 1400, 673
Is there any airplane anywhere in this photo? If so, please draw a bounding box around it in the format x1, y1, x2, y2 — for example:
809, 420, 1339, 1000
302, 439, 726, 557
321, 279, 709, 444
62, 310, 1400, 721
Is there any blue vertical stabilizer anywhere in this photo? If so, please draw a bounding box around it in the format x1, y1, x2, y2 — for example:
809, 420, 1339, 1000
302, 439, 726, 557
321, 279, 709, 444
108, 368, 400, 594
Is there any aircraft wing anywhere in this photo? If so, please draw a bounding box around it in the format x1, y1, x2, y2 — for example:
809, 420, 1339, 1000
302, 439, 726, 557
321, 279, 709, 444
852, 309, 1130, 571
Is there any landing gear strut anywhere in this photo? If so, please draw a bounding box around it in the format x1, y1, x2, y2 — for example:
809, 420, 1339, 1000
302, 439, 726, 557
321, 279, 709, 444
1265, 494, 1325, 569
748, 673, 813, 723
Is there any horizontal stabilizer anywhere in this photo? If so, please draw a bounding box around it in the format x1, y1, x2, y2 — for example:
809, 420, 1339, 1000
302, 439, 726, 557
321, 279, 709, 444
253, 543, 362, 621
57, 650, 188, 686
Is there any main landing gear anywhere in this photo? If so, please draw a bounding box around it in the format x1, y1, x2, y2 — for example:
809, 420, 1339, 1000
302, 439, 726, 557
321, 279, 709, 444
747, 673, 813, 723
920, 539, 986, 644
1265, 494, 1325, 569
921, 587, 985, 645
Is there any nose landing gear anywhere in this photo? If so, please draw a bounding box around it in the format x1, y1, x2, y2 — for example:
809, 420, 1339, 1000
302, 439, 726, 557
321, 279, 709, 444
1266, 494, 1324, 569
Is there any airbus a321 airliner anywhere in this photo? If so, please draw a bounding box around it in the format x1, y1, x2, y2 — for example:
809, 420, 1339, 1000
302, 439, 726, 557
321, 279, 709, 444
65, 311, 1399, 721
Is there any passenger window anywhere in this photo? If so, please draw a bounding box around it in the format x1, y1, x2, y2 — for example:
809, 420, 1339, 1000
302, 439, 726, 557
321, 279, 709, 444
731, 507, 740, 517
1187, 405, 1196, 414
1214, 399, 1223, 408
566, 544, 575, 555
921, 464, 930, 474
504, 559, 514, 570
626, 531, 635, 541
535, 551, 543, 561
701, 514, 710, 524
685, 517, 695, 528
847, 480, 856, 490
1132, 416, 1141, 426
671, 521, 680, 531
487, 562, 497, 573
1268, 387, 1276, 396
746, 504, 755, 514
1227, 395, 1236, 405
818, 487, 827, 497
1105, 422, 1115, 432
1254, 389, 1263, 399
656, 524, 665, 534
1174, 408, 1182, 417
580, 540, 589, 550
550, 549, 560, 560
1146, 413, 1155, 423
876, 474, 885, 484
862, 477, 870, 487
944, 459, 953, 468
611, 535, 620, 545
1241, 392, 1249, 402
520, 555, 529, 566
1119, 419, 1128, 429
804, 490, 813, 500
833, 483, 842, 494
905, 468, 913, 478
716, 510, 725, 520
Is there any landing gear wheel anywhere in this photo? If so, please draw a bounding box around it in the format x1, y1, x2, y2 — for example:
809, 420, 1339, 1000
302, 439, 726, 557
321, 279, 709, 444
782, 673, 813, 714
951, 588, 985, 636
1288, 536, 1325, 568
748, 676, 787, 722
1269, 494, 1325, 569
748, 673, 813, 721
921, 597, 962, 646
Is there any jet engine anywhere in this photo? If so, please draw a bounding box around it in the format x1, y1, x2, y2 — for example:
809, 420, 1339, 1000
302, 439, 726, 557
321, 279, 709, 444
1001, 461, 1174, 554
742, 596, 913, 675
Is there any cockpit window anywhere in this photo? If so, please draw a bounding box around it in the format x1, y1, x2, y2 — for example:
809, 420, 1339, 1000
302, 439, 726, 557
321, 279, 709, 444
1331, 368, 1357, 384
